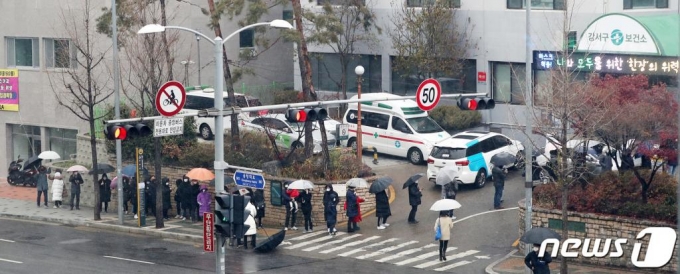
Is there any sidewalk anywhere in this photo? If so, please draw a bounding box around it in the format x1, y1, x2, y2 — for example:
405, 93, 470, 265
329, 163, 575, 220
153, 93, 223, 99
486, 250, 654, 274
0, 180, 300, 246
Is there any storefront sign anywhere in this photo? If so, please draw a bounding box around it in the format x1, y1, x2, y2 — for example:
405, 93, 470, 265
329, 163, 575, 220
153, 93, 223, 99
0, 69, 19, 112
576, 14, 659, 55
477, 72, 487, 83
533, 51, 679, 76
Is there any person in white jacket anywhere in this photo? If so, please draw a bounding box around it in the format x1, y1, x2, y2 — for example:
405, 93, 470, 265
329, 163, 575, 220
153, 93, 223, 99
243, 198, 258, 249
51, 172, 65, 209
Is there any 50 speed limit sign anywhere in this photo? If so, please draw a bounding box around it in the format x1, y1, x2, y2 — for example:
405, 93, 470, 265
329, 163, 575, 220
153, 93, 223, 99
415, 78, 441, 111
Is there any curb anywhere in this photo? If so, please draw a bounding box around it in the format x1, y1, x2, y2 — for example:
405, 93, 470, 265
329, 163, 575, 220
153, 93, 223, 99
485, 250, 517, 274
0, 212, 203, 244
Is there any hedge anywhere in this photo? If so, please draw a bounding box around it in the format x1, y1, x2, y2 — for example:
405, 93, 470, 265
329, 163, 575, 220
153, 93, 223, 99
429, 105, 482, 131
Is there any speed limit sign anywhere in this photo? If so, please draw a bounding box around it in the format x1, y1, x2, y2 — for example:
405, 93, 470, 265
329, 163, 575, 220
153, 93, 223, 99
415, 78, 441, 111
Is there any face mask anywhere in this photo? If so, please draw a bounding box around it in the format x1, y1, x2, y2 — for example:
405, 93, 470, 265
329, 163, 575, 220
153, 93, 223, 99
184, 179, 188, 182
533, 247, 539, 252
326, 188, 330, 192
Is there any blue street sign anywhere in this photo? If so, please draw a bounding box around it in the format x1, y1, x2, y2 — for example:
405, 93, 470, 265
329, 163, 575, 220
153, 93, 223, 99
233, 170, 266, 189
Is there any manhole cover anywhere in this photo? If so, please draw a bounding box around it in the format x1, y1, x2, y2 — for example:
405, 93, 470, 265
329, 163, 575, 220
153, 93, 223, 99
22, 236, 45, 241
144, 247, 167, 252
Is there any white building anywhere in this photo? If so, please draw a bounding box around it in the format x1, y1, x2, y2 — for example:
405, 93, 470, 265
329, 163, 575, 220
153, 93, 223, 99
298, 0, 680, 143
0, 0, 293, 177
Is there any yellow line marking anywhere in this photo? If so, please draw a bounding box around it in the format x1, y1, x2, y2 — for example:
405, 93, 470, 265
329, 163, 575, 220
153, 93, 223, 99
512, 238, 519, 247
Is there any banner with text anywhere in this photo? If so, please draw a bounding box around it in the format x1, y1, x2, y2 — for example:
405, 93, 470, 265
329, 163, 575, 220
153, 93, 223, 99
533, 51, 679, 76
0, 69, 19, 111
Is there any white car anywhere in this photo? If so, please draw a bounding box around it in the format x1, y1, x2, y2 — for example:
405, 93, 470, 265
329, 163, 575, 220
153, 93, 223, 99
426, 131, 525, 188
241, 114, 337, 154
181, 89, 262, 140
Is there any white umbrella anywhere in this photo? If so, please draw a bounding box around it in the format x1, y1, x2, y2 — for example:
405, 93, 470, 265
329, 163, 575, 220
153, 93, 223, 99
288, 179, 314, 190
38, 151, 61, 160
430, 199, 462, 211
435, 166, 460, 186
346, 178, 369, 188
66, 165, 88, 172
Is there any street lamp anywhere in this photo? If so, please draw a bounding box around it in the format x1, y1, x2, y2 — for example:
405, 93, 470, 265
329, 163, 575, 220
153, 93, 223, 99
355, 65, 364, 162
196, 34, 201, 85
137, 19, 293, 274
180, 60, 195, 86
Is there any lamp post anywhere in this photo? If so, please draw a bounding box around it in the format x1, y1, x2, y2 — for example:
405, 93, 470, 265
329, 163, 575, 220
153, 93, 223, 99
137, 19, 294, 274
180, 60, 195, 86
196, 34, 201, 85
355, 65, 364, 162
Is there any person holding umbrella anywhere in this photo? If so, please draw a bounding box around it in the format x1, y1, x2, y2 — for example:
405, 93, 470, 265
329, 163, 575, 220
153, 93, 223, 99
375, 189, 391, 230
35, 166, 50, 208
323, 183, 339, 236
252, 189, 266, 229
434, 211, 454, 261
407, 181, 423, 224
299, 188, 313, 233
99, 174, 112, 213
345, 186, 360, 233
492, 164, 507, 210
525, 244, 552, 274
162, 178, 172, 220
69, 171, 84, 210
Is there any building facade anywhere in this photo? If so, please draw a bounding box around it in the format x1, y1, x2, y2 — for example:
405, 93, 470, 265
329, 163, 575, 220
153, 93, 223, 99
0, 0, 293, 177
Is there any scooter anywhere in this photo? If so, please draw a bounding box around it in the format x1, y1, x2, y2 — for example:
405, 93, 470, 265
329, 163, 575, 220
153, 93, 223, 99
6, 155, 37, 187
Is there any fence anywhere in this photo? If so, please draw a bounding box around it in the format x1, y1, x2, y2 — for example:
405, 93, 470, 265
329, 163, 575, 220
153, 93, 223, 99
238, 81, 294, 105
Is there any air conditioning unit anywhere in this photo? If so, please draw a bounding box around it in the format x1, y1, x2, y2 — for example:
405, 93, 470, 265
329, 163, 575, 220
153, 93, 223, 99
240, 48, 257, 59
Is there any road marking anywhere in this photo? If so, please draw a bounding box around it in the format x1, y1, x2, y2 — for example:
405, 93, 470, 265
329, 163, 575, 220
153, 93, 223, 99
0, 258, 22, 264
434, 260, 473, 271
512, 238, 519, 247
453, 207, 518, 225
356, 240, 419, 260
103, 256, 155, 265
0, 239, 15, 243
394, 247, 457, 266
319, 236, 381, 254
285, 232, 346, 250
302, 234, 362, 252
287, 230, 327, 241
375, 243, 438, 263
413, 250, 479, 269
338, 238, 399, 257
475, 255, 491, 259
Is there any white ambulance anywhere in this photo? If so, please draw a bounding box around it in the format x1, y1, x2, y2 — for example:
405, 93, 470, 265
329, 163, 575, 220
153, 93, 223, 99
341, 93, 451, 164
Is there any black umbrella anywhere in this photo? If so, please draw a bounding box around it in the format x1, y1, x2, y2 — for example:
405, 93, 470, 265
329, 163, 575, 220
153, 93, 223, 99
254, 229, 286, 253
121, 164, 149, 178
402, 173, 424, 189
490, 152, 516, 167
89, 163, 115, 175
520, 227, 561, 245
369, 177, 393, 194
22, 156, 42, 171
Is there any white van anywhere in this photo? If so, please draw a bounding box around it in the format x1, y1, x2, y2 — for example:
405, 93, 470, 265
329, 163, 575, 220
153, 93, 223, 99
341, 93, 451, 164
181, 88, 261, 140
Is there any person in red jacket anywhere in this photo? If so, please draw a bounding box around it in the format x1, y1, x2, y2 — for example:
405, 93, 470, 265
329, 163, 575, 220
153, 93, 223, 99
287, 187, 300, 213
344, 188, 365, 231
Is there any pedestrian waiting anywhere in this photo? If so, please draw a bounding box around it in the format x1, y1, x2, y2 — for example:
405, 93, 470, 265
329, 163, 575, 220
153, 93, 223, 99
300, 188, 313, 233
323, 184, 339, 236
434, 211, 454, 261
51, 171, 64, 209
345, 186, 364, 233
374, 189, 391, 230
283, 182, 298, 231
99, 174, 112, 213
36, 166, 50, 208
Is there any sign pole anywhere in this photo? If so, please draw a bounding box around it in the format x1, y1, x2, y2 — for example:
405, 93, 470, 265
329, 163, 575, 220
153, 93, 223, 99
524, 1, 533, 274
136, 148, 146, 227
213, 37, 227, 274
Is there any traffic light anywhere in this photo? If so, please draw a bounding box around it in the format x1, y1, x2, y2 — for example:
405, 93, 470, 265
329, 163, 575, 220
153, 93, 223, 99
457, 97, 495, 110
231, 195, 251, 239
285, 107, 328, 123
214, 193, 232, 236
104, 123, 151, 140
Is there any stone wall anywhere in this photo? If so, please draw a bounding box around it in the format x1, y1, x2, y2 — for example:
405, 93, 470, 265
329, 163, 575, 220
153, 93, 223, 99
518, 199, 678, 272
76, 134, 110, 166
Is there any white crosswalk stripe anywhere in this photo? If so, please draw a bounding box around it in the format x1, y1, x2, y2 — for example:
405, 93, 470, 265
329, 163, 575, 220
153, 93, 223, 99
287, 230, 327, 241
393, 247, 457, 266
375, 243, 438, 263
434, 260, 474, 271
355, 241, 419, 260
302, 234, 362, 252
338, 238, 399, 257
413, 250, 479, 269
285, 232, 346, 250
319, 236, 381, 254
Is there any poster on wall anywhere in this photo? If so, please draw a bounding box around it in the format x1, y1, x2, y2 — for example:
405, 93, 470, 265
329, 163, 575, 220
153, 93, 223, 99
0, 69, 19, 112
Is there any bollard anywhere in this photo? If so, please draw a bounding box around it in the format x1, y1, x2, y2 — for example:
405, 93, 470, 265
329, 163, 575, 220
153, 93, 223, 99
372, 146, 379, 165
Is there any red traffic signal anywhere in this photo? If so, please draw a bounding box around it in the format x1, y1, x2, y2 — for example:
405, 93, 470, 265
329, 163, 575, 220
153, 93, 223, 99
286, 109, 307, 122
104, 123, 151, 140
285, 108, 328, 123
105, 125, 127, 140
457, 97, 495, 110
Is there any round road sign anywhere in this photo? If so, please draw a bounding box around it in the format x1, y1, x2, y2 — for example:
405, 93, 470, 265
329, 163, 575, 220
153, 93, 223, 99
155, 81, 187, 117
415, 78, 441, 111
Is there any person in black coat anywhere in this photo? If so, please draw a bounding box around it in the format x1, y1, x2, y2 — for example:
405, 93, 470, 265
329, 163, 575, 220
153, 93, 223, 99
492, 165, 506, 210
323, 184, 339, 236
524, 244, 552, 274
178, 175, 191, 220
189, 180, 201, 222
69, 171, 84, 210
300, 189, 313, 232
252, 189, 265, 228
145, 176, 157, 217
162, 177, 171, 220
122, 177, 132, 214
99, 174, 112, 213
130, 177, 139, 219
407, 182, 422, 223
174, 178, 184, 218
345, 187, 359, 232
375, 189, 391, 229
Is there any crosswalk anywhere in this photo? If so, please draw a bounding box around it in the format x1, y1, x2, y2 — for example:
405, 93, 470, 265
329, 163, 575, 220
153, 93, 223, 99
283, 231, 489, 272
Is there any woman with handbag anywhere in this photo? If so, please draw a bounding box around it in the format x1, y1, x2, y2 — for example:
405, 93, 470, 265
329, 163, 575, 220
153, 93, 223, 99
434, 211, 454, 261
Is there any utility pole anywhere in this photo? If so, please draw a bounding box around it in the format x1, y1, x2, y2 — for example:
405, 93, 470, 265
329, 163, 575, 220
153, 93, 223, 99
197, 34, 201, 85
112, 0, 124, 225
524, 2, 534, 274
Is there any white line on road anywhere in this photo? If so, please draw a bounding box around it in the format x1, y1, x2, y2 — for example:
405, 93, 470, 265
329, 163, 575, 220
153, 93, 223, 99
302, 234, 362, 252
319, 236, 381, 254
375, 243, 438, 263
0, 258, 22, 264
338, 238, 399, 257
453, 207, 518, 225
103, 256, 155, 265
356, 241, 419, 260
287, 230, 327, 241
285, 232, 346, 250
0, 239, 15, 243
393, 247, 457, 266
414, 250, 479, 269
434, 260, 474, 271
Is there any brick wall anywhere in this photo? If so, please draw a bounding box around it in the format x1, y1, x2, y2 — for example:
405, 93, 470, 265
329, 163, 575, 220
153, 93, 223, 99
518, 199, 678, 272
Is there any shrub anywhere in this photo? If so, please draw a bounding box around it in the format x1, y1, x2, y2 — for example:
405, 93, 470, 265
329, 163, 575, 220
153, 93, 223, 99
533, 170, 677, 223
273, 89, 304, 105
429, 105, 482, 131
178, 131, 277, 169
279, 148, 370, 180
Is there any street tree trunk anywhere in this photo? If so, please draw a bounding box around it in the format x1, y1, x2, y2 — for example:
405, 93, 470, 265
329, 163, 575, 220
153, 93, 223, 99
89, 107, 101, 221
292, 0, 318, 157
159, 0, 173, 80
155, 139, 163, 228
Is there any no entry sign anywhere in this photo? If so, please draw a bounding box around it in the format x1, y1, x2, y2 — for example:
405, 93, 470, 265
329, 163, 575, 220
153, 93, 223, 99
155, 81, 186, 117
415, 78, 441, 111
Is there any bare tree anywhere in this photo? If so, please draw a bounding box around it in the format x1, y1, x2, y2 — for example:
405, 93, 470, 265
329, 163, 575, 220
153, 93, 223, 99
49, 1, 114, 221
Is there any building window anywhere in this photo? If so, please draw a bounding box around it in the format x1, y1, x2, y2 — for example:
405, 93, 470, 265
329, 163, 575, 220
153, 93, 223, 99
6, 37, 39, 68
491, 62, 526, 104
406, 0, 460, 8
623, 0, 668, 9
317, 0, 366, 5
391, 58, 477, 96
239, 30, 254, 48
48, 127, 78, 161
10, 124, 42, 161
44, 38, 77, 69
311, 53, 382, 93
507, 0, 564, 10
282, 10, 293, 20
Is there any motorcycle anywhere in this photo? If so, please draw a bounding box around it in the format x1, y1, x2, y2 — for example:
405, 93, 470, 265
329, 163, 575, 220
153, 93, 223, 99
6, 155, 39, 187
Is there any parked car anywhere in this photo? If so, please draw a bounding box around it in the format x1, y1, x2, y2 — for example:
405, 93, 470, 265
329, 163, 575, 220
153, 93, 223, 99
180, 88, 262, 140
426, 131, 525, 188
241, 114, 337, 154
